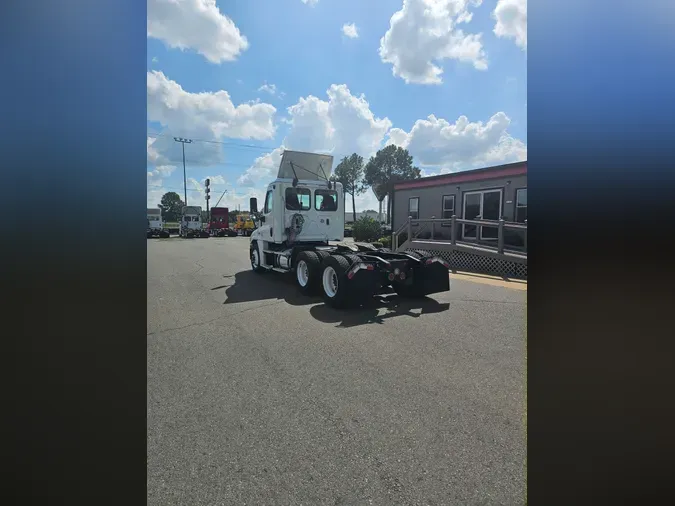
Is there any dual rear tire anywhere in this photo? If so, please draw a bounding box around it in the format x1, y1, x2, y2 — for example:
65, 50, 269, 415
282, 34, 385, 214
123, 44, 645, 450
295, 252, 353, 308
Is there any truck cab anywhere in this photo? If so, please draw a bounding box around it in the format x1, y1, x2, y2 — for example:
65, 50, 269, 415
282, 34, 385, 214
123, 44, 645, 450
180, 205, 207, 238
209, 207, 236, 237
147, 208, 169, 238
251, 150, 343, 247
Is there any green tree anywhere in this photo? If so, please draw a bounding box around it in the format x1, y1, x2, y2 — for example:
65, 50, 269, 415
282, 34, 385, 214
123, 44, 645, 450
333, 153, 366, 223
159, 192, 184, 222
364, 145, 421, 224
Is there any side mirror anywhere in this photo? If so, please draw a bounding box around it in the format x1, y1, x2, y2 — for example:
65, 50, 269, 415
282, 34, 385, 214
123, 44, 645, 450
259, 216, 266, 223
250, 197, 258, 214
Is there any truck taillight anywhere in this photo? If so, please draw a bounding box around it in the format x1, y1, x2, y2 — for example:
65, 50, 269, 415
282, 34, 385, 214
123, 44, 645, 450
347, 262, 374, 279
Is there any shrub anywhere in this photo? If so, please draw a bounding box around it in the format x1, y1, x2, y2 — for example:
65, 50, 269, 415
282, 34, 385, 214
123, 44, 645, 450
352, 216, 382, 242
378, 236, 392, 249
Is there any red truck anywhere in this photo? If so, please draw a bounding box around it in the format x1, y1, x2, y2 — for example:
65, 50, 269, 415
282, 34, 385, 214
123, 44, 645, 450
207, 207, 237, 237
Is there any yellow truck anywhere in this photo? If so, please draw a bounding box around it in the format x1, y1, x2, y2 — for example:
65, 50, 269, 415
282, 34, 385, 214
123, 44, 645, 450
234, 213, 256, 236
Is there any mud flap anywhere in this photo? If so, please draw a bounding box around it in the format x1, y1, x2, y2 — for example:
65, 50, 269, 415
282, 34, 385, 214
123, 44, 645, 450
418, 261, 450, 295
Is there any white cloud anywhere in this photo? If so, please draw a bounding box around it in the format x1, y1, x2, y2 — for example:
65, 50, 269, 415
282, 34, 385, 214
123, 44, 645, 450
386, 112, 527, 170
147, 165, 178, 207
147, 0, 249, 64
284, 84, 392, 158
235, 87, 526, 211
220, 188, 266, 213
147, 188, 167, 208
151, 56, 158, 63
301, 0, 319, 6
147, 136, 162, 165
205, 175, 226, 185
147, 164, 177, 186
493, 0, 527, 49
237, 84, 391, 190
147, 71, 276, 166
379, 0, 487, 85
237, 147, 285, 187
342, 23, 359, 38
258, 82, 277, 95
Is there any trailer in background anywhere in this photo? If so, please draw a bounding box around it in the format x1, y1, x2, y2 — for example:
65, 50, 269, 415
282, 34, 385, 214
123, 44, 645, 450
147, 208, 170, 238
208, 207, 238, 237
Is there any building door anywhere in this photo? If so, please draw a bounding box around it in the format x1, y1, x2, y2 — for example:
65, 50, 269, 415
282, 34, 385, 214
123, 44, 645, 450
462, 193, 481, 239
462, 189, 503, 240
481, 190, 502, 239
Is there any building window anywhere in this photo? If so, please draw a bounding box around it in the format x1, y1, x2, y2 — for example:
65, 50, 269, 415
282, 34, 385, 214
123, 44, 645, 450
515, 188, 527, 223
264, 189, 273, 214
285, 187, 311, 211
408, 197, 419, 220
442, 195, 455, 219
315, 189, 338, 211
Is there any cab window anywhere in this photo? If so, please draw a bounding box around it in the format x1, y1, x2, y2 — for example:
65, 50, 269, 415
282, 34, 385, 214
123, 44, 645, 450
315, 189, 338, 211
264, 189, 273, 214
285, 187, 311, 211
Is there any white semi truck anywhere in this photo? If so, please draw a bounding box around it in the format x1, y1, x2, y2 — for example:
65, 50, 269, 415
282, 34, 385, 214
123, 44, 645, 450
180, 205, 209, 238
248, 150, 450, 308
147, 208, 169, 238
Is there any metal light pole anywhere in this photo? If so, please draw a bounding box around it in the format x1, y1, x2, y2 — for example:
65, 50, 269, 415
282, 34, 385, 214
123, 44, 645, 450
173, 137, 192, 205
204, 178, 211, 225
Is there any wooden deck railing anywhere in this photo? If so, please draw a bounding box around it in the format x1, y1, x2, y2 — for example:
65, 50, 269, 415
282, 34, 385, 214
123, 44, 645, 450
394, 216, 527, 256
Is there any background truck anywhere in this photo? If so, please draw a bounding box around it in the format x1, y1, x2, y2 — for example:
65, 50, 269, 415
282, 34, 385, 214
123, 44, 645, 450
147, 208, 170, 238
234, 213, 256, 236
180, 205, 209, 238
208, 207, 237, 237
248, 150, 450, 308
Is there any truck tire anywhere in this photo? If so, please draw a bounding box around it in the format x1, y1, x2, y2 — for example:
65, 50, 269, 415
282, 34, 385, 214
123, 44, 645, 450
250, 243, 265, 273
295, 251, 321, 294
315, 250, 330, 263
320, 254, 353, 308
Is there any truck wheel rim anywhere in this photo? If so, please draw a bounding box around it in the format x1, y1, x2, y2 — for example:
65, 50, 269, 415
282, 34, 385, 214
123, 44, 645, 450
297, 260, 309, 287
251, 249, 259, 269
323, 266, 338, 298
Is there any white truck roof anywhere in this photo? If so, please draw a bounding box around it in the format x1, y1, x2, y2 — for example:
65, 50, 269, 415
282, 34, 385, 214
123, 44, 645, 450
182, 206, 202, 214
277, 150, 334, 181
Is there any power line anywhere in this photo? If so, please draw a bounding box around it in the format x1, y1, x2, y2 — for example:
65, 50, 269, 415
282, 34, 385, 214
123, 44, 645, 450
148, 131, 276, 152
147, 183, 252, 198
148, 131, 363, 162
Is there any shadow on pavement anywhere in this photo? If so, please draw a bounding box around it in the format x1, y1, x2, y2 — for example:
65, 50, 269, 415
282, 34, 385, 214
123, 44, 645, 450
310, 295, 450, 328
217, 269, 449, 327
218, 270, 322, 307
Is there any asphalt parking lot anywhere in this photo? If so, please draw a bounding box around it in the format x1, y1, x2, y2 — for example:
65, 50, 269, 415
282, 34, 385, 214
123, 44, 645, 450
147, 236, 526, 505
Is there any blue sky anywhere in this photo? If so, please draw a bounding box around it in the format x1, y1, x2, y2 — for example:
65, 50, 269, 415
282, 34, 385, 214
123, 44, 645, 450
147, 0, 527, 212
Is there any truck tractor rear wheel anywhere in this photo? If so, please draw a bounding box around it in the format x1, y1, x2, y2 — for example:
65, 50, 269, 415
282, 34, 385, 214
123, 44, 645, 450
321, 255, 353, 308
315, 250, 330, 263
295, 251, 321, 294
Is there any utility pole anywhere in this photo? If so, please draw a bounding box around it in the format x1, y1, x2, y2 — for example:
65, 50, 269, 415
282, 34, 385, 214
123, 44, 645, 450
173, 137, 192, 205
204, 178, 211, 225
